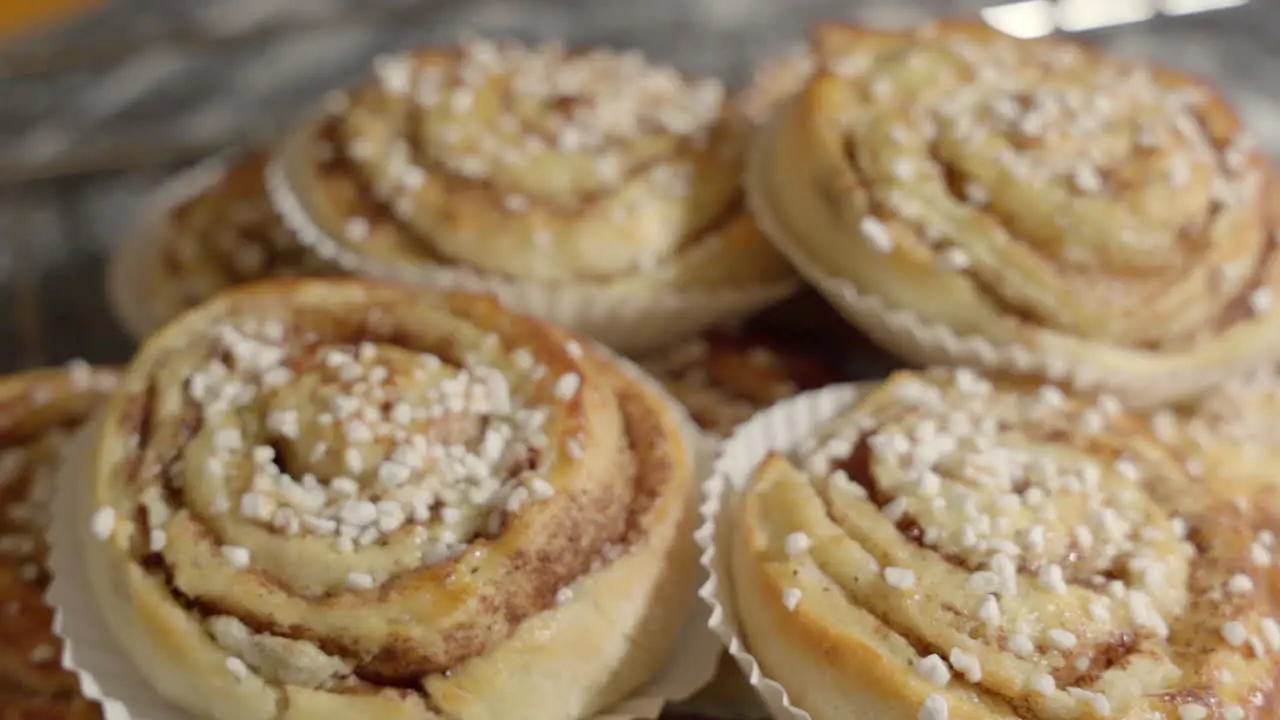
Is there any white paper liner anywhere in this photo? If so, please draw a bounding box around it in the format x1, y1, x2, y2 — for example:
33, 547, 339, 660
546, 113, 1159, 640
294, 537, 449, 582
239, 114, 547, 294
107, 157, 238, 341
46, 348, 723, 720
695, 383, 873, 720
265, 125, 798, 355
743, 112, 1277, 407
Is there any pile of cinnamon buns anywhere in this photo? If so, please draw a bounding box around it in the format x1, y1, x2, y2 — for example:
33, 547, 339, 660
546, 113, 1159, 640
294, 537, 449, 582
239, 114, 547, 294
6, 18, 1280, 720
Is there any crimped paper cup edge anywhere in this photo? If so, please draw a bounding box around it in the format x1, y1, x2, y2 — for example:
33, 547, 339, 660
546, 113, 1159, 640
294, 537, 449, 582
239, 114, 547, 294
47, 415, 135, 720
695, 383, 874, 720
592, 344, 728, 716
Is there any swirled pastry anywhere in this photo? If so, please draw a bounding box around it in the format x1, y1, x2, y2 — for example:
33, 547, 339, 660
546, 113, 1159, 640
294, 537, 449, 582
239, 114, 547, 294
750, 21, 1280, 405
731, 368, 1280, 720
138, 152, 334, 331
79, 279, 698, 720
0, 363, 117, 720
642, 328, 842, 437
272, 37, 793, 345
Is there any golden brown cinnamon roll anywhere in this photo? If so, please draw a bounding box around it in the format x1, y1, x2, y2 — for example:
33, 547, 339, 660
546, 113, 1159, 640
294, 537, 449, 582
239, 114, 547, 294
114, 152, 337, 338
746, 290, 902, 379
729, 369, 1280, 720
268, 37, 795, 351
642, 329, 843, 437
0, 363, 116, 720
749, 21, 1280, 406
77, 279, 698, 720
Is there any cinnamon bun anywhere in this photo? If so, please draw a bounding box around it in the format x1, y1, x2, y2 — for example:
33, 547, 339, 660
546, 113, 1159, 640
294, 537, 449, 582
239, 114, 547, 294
0, 363, 116, 720
114, 152, 336, 338
727, 368, 1280, 719
76, 278, 698, 719
268, 37, 795, 352
749, 21, 1280, 406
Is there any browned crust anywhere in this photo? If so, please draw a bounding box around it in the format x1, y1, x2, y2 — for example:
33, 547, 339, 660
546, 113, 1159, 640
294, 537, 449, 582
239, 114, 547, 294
96, 277, 687, 698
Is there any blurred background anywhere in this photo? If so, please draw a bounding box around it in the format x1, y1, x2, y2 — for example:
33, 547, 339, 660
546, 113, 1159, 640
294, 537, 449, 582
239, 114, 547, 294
0, 0, 1275, 375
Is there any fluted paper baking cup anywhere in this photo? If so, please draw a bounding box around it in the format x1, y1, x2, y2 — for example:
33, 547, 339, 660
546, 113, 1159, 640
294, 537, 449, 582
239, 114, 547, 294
695, 383, 872, 720
46, 350, 722, 720
744, 113, 1280, 409
107, 157, 238, 341
265, 125, 797, 355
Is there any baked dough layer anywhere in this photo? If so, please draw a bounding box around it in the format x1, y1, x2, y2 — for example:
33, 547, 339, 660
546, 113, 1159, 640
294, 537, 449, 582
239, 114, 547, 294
81, 278, 697, 720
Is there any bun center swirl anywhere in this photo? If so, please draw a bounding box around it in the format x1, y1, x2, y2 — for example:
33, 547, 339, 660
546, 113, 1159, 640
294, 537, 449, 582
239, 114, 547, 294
182, 324, 580, 587
92, 282, 680, 692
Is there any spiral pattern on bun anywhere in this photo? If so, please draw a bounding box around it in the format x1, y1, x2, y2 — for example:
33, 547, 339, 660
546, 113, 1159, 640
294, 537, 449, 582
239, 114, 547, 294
750, 21, 1280, 404
80, 278, 698, 720
0, 364, 117, 720
124, 152, 336, 337
731, 369, 1280, 720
